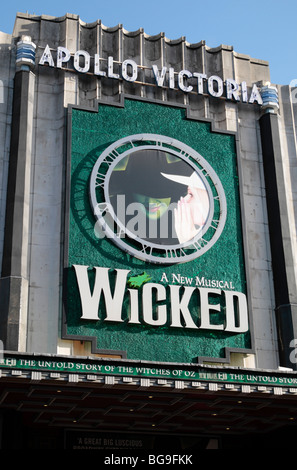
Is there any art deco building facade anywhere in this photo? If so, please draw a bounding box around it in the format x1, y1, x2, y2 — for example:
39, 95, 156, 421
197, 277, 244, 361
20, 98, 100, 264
0, 12, 297, 449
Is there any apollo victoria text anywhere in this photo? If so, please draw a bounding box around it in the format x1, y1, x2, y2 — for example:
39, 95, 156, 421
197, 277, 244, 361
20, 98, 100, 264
39, 45, 263, 104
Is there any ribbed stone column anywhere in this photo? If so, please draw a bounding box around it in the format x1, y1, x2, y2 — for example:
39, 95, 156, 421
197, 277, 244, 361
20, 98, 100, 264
0, 36, 36, 350
259, 83, 297, 369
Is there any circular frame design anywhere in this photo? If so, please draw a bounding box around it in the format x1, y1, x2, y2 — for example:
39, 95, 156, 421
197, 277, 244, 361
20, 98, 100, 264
89, 134, 227, 264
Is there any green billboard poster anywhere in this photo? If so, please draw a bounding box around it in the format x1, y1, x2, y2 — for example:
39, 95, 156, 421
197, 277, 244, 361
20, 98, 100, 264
63, 98, 251, 363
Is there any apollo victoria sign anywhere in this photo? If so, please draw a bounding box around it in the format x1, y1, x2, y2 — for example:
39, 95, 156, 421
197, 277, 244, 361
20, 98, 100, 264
39, 44, 263, 104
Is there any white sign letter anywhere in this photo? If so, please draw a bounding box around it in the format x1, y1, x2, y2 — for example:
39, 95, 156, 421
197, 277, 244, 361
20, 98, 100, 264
143, 283, 167, 326
94, 54, 106, 76
224, 290, 249, 332
122, 59, 138, 82
108, 56, 120, 79
39, 44, 54, 67
249, 84, 263, 105
178, 70, 193, 93
208, 76, 223, 98
193, 73, 207, 94
199, 288, 223, 330
170, 285, 198, 329
57, 47, 71, 68
226, 79, 240, 101
73, 265, 130, 321
74, 50, 90, 73
152, 65, 167, 87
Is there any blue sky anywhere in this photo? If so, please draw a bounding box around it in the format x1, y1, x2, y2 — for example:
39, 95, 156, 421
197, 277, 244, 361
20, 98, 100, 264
0, 0, 295, 85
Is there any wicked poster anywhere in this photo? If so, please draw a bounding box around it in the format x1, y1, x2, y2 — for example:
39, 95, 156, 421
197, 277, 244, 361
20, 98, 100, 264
63, 98, 250, 363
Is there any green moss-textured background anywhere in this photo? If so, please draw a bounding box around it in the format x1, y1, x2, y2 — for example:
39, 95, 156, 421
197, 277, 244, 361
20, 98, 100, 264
65, 99, 250, 362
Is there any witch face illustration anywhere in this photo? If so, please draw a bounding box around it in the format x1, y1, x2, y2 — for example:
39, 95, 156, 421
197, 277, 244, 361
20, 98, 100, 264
108, 148, 209, 244
133, 193, 171, 220
109, 148, 182, 215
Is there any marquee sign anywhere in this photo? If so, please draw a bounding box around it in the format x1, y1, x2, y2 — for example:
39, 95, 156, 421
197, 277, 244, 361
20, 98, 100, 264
1, 354, 297, 388
39, 44, 263, 105
63, 98, 251, 363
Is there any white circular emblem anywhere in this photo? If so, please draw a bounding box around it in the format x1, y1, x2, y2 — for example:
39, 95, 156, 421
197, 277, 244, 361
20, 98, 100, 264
90, 134, 227, 264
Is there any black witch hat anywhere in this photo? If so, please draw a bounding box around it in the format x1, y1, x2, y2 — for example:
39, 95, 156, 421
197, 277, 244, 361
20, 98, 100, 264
109, 148, 193, 201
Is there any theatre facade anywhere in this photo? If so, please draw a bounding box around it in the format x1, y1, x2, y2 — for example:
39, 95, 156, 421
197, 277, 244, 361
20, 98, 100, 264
0, 12, 297, 449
